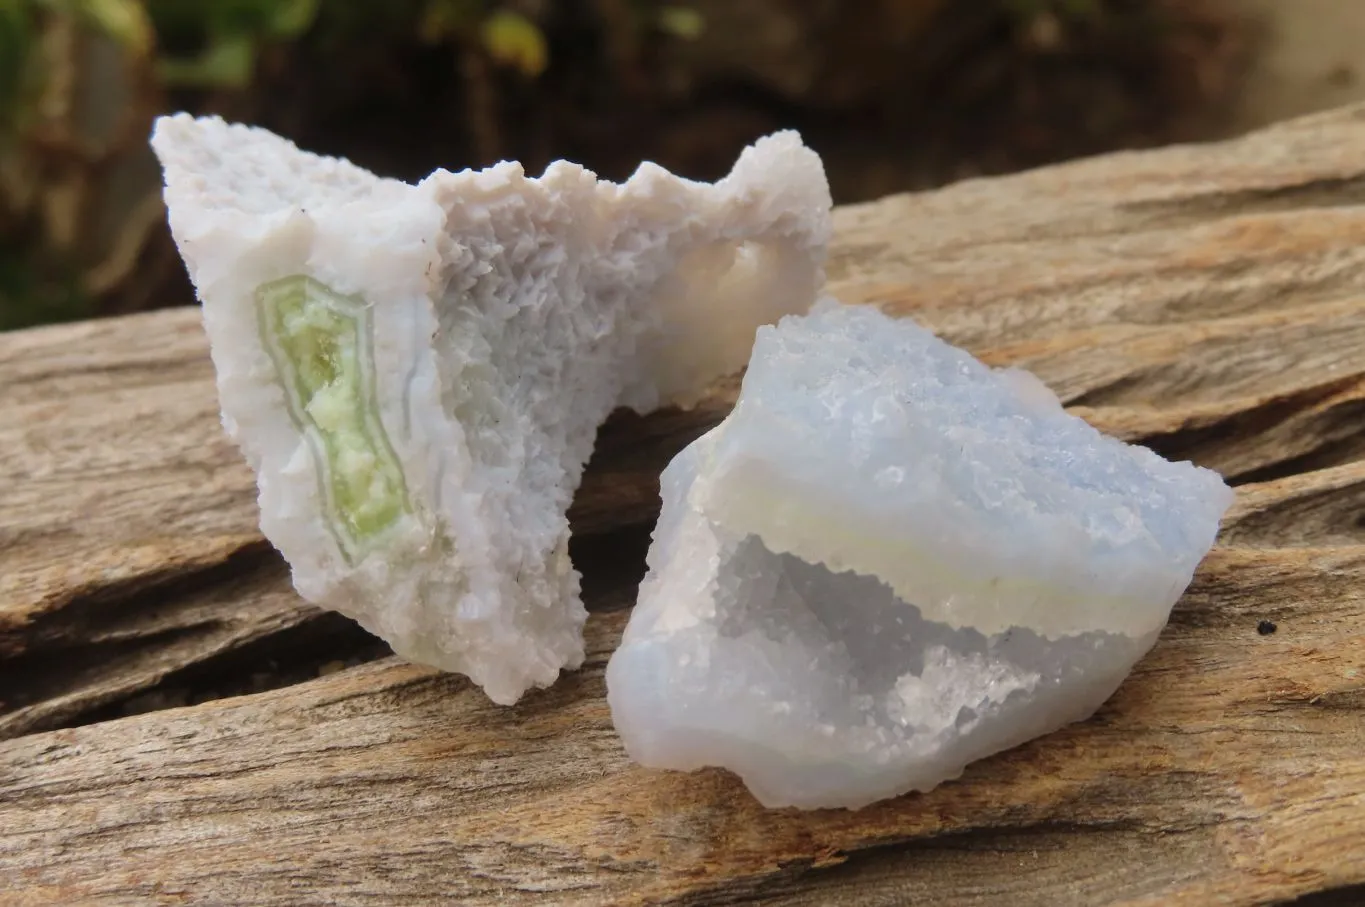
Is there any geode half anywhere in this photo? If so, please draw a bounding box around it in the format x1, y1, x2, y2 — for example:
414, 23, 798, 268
606, 300, 1233, 809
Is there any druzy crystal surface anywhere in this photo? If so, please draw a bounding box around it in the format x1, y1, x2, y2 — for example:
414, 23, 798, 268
606, 301, 1233, 809
152, 114, 830, 705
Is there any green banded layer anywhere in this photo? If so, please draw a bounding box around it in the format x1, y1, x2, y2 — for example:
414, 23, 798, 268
256, 275, 410, 563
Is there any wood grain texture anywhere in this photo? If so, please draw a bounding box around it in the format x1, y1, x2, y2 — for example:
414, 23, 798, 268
2, 103, 1365, 904
1, 462, 1361, 906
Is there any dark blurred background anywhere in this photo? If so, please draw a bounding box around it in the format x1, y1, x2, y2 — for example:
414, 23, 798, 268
2, 0, 1355, 332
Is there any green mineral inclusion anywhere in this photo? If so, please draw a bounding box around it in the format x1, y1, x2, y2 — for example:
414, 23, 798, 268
256, 276, 411, 563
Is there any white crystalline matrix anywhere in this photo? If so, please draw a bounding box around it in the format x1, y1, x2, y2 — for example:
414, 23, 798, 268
151, 114, 831, 705
606, 300, 1233, 810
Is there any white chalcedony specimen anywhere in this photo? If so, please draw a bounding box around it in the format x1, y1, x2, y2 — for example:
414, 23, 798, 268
607, 300, 1232, 809
151, 114, 830, 705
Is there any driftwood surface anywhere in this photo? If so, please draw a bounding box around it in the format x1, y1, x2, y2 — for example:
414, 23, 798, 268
2, 105, 1365, 906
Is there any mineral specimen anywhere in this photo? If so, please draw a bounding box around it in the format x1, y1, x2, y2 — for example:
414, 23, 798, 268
151, 114, 831, 705
606, 300, 1233, 810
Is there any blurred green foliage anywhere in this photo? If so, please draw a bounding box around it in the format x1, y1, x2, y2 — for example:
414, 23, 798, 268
0, 2, 39, 132
0, 0, 612, 331
0, 0, 1227, 332
0, 247, 85, 330
151, 0, 319, 88
1, 1, 150, 123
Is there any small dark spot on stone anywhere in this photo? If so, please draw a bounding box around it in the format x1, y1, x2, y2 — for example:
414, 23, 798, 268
1257, 620, 1277, 636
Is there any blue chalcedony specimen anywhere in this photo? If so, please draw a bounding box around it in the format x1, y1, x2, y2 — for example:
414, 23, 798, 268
607, 300, 1233, 810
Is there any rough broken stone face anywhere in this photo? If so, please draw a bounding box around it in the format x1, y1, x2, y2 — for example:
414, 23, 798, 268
151, 114, 831, 705
606, 300, 1233, 810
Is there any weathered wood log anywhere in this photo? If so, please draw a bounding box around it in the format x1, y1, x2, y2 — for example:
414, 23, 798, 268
2, 104, 1364, 905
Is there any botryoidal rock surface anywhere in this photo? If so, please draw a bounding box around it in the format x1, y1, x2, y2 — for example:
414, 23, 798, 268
151, 114, 831, 705
606, 300, 1233, 810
